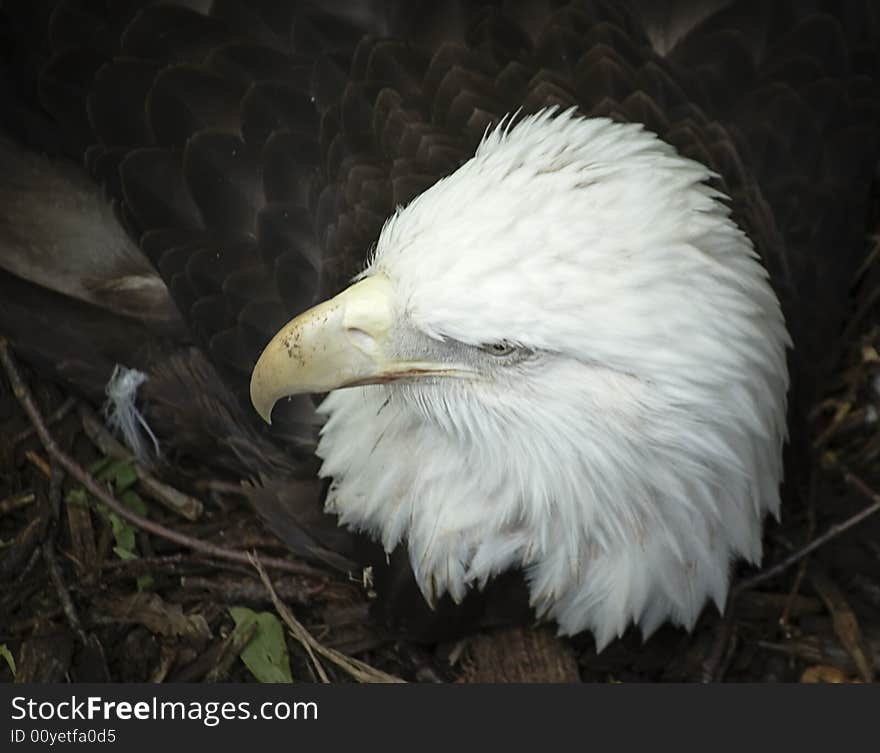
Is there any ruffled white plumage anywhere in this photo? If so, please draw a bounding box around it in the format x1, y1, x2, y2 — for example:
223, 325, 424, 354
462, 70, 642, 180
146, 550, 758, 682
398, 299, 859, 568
316, 109, 790, 649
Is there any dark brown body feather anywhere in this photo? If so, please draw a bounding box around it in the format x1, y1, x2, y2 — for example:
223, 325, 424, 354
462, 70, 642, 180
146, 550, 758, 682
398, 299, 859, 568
1, 0, 878, 636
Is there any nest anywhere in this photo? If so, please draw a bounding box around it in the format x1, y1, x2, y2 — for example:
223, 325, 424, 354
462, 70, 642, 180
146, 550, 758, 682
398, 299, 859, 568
1, 237, 878, 684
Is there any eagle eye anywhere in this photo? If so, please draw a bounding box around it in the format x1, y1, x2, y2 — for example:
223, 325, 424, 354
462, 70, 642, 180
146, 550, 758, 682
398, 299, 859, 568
482, 342, 517, 357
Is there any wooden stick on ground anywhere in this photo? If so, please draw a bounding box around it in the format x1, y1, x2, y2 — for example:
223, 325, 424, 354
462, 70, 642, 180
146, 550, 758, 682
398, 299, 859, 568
0, 338, 324, 580
249, 553, 404, 684
703, 456, 880, 682
735, 459, 880, 594
79, 404, 204, 522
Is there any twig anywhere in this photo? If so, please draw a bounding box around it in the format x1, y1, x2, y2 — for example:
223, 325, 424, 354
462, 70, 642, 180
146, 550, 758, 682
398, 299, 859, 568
100, 553, 220, 574
0, 514, 46, 580
735, 461, 880, 594
0, 491, 35, 516
204, 622, 259, 683
181, 575, 315, 605
79, 405, 204, 521
11, 396, 76, 447
150, 645, 178, 684
780, 478, 817, 630
779, 558, 810, 632
249, 553, 404, 683
25, 450, 51, 477
259, 558, 329, 682
172, 626, 254, 683
757, 634, 880, 675
810, 568, 875, 683
706, 460, 880, 680
15, 546, 43, 586
43, 545, 86, 640
701, 611, 737, 683
43, 464, 88, 645
0, 338, 325, 580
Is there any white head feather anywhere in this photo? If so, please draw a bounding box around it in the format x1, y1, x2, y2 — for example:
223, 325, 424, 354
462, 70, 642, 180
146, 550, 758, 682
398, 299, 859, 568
316, 108, 790, 649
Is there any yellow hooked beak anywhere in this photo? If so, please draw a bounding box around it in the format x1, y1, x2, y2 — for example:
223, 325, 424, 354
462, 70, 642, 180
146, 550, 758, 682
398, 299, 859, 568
249, 275, 473, 424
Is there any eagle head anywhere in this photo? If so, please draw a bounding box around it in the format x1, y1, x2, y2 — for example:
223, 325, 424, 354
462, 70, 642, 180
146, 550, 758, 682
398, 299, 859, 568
250, 108, 790, 649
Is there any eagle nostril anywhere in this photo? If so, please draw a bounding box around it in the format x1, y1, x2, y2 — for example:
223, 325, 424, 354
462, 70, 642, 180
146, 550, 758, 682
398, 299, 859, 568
346, 327, 377, 352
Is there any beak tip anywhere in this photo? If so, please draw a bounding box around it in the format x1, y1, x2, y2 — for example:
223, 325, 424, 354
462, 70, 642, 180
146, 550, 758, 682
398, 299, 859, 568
249, 376, 275, 425
253, 403, 274, 426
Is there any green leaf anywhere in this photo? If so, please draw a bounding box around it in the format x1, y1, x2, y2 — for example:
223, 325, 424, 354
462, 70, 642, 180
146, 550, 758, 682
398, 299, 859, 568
65, 488, 89, 508
108, 513, 137, 559
136, 575, 155, 591
119, 489, 147, 516
70, 455, 149, 567
0, 644, 16, 677
93, 458, 137, 491
229, 607, 292, 683
85, 484, 147, 561
88, 456, 115, 477
107, 459, 138, 493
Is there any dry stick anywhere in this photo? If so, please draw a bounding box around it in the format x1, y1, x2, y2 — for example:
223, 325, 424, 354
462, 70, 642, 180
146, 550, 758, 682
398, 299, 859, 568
204, 621, 259, 683
150, 645, 178, 684
701, 612, 736, 683
0, 339, 324, 580
101, 553, 211, 572
735, 463, 880, 595
79, 405, 204, 521
254, 554, 330, 683
43, 546, 86, 639
11, 396, 76, 447
779, 478, 818, 630
778, 558, 810, 631
25, 449, 51, 477
703, 462, 878, 682
249, 553, 405, 684
42, 464, 88, 645
0, 491, 35, 516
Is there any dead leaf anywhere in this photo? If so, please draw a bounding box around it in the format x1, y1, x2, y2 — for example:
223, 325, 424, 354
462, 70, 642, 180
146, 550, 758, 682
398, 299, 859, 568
95, 593, 211, 644
800, 665, 858, 683
810, 568, 874, 682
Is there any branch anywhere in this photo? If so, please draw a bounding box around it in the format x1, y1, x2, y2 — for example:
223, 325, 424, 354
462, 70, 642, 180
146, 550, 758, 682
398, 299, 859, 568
250, 554, 405, 683
735, 460, 880, 594
0, 338, 325, 580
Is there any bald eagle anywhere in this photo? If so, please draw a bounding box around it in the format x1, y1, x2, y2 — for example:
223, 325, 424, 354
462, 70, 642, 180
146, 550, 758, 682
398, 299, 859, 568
250, 109, 790, 645
0, 0, 878, 650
